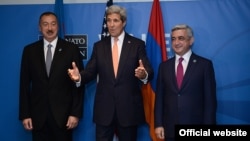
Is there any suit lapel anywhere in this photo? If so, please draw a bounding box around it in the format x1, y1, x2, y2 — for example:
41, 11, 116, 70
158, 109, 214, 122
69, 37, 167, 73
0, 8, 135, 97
37, 40, 50, 78
181, 53, 198, 89
103, 37, 115, 78
116, 34, 132, 78
49, 39, 63, 77
169, 57, 179, 90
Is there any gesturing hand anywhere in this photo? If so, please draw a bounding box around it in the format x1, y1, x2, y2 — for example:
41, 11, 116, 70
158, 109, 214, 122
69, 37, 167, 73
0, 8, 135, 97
135, 59, 147, 79
68, 62, 80, 82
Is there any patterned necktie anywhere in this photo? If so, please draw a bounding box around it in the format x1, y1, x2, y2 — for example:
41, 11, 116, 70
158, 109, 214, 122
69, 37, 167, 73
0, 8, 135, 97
112, 38, 119, 77
46, 44, 52, 76
177, 57, 184, 89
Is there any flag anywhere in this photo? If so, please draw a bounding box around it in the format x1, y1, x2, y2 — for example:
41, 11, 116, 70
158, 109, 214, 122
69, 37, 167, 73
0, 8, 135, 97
54, 0, 65, 38
101, 0, 113, 40
142, 0, 167, 141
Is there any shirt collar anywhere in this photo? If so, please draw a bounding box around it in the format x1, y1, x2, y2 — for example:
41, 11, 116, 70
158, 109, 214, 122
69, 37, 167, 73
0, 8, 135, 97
176, 49, 192, 62
44, 37, 58, 48
112, 30, 125, 43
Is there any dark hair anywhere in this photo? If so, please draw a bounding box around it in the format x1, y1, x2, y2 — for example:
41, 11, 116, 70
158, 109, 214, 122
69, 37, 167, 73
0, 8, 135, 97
39, 11, 58, 24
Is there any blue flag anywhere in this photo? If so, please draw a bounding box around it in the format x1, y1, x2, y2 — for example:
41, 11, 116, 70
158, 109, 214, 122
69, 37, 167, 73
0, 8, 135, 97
54, 0, 65, 38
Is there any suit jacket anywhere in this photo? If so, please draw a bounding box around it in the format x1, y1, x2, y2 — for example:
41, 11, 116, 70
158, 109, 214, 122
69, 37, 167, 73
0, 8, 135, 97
154, 53, 217, 138
81, 33, 154, 127
19, 38, 84, 129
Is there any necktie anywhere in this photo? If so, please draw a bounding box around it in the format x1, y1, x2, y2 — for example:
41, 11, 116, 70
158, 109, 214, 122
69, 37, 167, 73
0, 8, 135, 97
177, 57, 184, 89
46, 44, 52, 76
112, 38, 119, 77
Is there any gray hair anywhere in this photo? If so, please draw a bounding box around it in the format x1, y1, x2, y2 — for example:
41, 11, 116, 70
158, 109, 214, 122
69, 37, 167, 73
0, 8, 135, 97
106, 5, 127, 23
171, 24, 193, 38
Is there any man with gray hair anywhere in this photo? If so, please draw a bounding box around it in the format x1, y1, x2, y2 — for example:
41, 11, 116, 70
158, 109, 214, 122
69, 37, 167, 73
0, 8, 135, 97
68, 5, 154, 141
154, 24, 217, 141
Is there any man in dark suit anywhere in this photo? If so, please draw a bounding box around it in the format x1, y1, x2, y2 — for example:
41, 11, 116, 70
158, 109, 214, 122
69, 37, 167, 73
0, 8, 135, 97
19, 11, 84, 141
68, 5, 153, 141
154, 24, 217, 141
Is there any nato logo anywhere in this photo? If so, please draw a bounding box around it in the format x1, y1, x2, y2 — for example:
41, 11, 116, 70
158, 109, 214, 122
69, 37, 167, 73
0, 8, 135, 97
65, 35, 87, 60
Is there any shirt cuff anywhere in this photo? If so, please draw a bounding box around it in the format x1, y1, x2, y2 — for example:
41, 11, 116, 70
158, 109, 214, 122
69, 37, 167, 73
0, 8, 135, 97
75, 75, 81, 87
140, 70, 148, 84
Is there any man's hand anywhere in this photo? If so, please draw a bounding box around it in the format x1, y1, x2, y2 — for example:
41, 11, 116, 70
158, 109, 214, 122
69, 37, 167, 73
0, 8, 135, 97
22, 118, 33, 130
68, 62, 80, 82
66, 116, 79, 129
155, 127, 165, 140
135, 59, 147, 79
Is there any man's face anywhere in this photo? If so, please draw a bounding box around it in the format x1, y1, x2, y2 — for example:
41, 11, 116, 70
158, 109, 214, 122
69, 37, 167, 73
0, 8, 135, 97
39, 14, 58, 42
107, 13, 126, 38
171, 29, 194, 56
